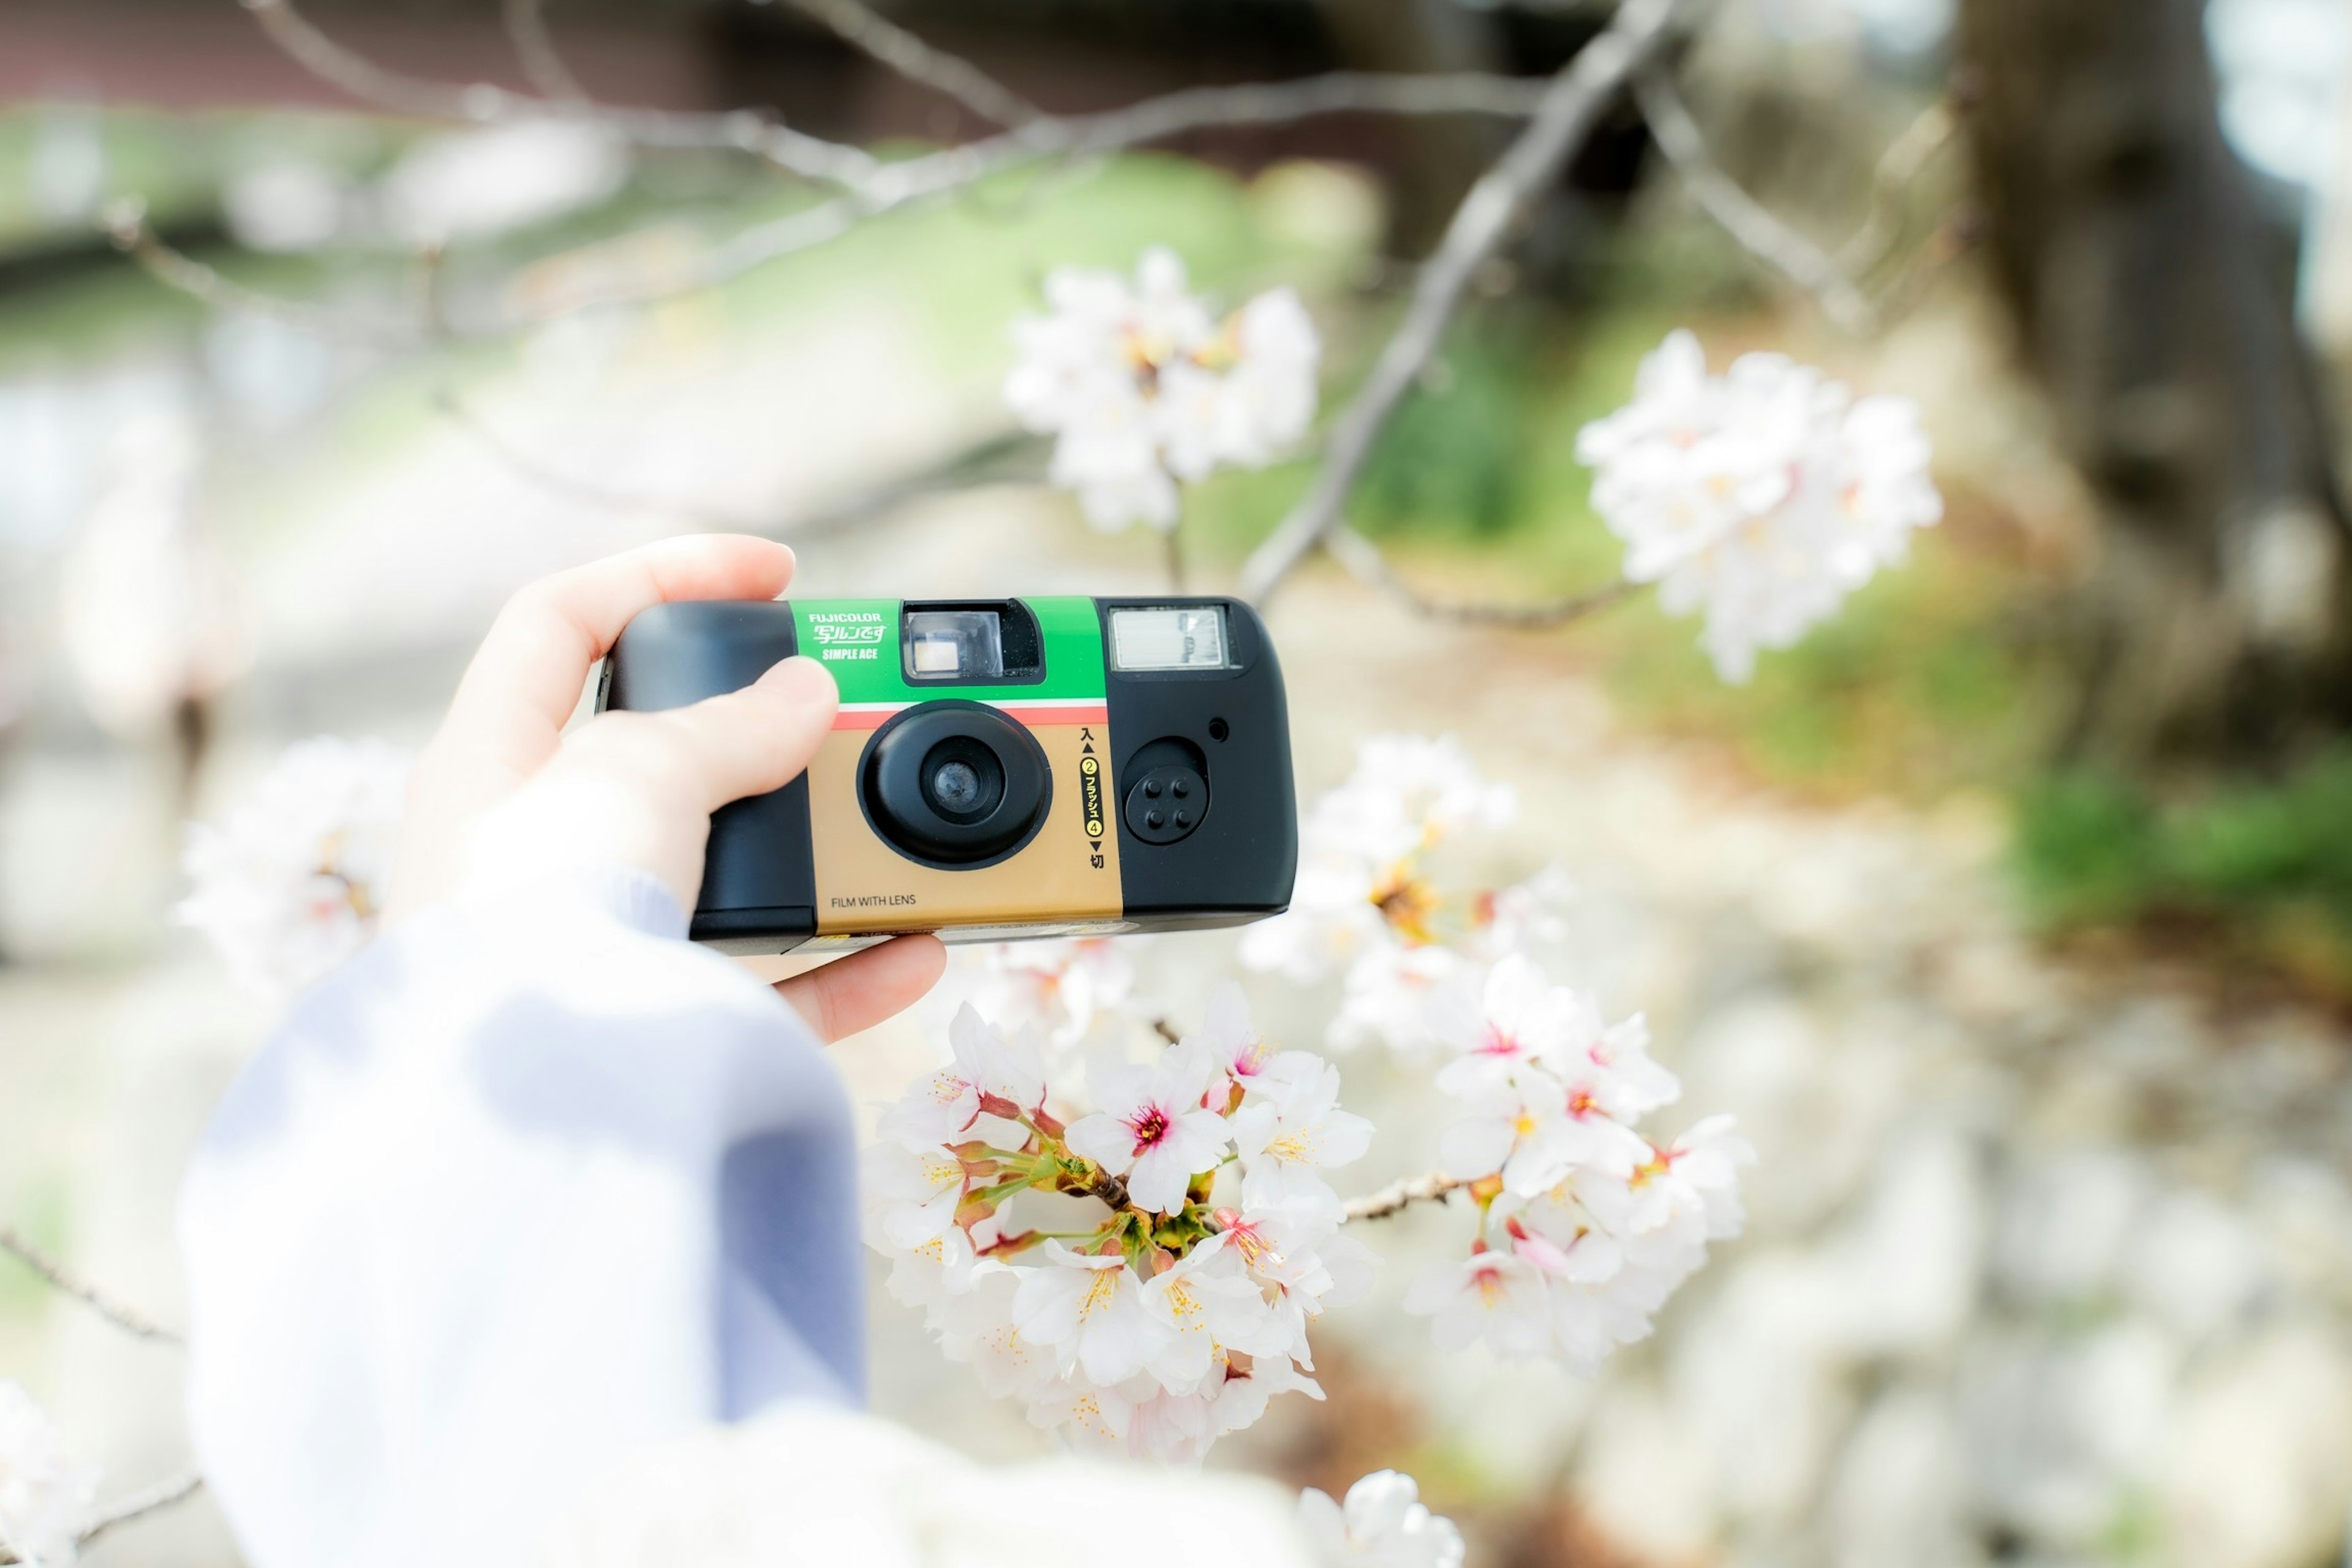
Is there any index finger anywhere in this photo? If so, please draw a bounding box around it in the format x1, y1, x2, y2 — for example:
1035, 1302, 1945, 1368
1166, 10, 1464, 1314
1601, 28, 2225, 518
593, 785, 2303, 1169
432, 535, 797, 790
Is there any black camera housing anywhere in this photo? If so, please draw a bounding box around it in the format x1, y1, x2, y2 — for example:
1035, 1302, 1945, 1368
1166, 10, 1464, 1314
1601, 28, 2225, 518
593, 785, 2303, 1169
598, 595, 1297, 954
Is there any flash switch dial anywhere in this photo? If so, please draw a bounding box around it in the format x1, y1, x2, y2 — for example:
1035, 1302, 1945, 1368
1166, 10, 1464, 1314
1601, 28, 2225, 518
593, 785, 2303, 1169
1123, 764, 1207, 845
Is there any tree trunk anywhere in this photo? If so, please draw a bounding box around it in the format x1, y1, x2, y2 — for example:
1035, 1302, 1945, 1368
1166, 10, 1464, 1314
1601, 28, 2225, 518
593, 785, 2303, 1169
1958, 0, 2352, 772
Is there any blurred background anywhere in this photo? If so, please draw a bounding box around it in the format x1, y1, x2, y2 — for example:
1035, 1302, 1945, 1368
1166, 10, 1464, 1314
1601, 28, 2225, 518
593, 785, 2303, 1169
7, 0, 2352, 1563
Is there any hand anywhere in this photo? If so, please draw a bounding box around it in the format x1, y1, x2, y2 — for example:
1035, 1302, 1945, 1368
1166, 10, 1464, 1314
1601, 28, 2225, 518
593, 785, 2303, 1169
388, 534, 945, 1042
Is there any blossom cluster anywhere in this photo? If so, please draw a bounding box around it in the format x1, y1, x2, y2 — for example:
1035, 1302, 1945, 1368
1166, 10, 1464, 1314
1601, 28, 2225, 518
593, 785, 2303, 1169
0, 1381, 97, 1567
176, 736, 412, 1001
863, 987, 1375, 1460
1005, 247, 1319, 532
1299, 1469, 1463, 1568
1576, 329, 1943, 682
1241, 734, 1568, 1055
959, 937, 1139, 1070
1404, 956, 1751, 1368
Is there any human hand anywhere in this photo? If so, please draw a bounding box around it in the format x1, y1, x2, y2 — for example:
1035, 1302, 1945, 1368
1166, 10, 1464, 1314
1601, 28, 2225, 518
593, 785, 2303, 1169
387, 534, 944, 1041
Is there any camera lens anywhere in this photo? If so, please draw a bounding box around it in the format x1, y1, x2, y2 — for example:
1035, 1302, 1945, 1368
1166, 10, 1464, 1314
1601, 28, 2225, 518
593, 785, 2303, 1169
861, 701, 1050, 867
930, 760, 981, 813
916, 736, 1005, 824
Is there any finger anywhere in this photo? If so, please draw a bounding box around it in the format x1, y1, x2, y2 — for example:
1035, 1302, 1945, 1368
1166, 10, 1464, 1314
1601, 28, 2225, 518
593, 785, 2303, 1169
435, 535, 797, 788
774, 936, 949, 1044
435, 656, 840, 914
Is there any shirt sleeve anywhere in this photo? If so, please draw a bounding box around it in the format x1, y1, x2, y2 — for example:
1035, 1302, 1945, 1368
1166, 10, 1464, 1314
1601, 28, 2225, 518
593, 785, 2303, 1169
176, 867, 867, 1568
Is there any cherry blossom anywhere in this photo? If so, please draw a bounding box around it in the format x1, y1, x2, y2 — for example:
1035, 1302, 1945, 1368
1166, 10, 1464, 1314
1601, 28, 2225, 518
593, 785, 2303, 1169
176, 736, 411, 1002
1404, 1248, 1556, 1358
861, 994, 1373, 1460
1202, 1350, 1324, 1442
963, 937, 1137, 1057
929, 1268, 1057, 1400
1298, 1469, 1464, 1568
1242, 736, 1567, 1056
1064, 1043, 1231, 1214
1194, 981, 1324, 1106
0, 1381, 97, 1567
876, 1003, 1049, 1150
1012, 1244, 1169, 1386
1006, 247, 1320, 532
1414, 951, 1750, 1366
860, 1140, 965, 1253
1230, 1063, 1375, 1223
1139, 1234, 1291, 1393
1575, 329, 1943, 682
1428, 953, 1589, 1098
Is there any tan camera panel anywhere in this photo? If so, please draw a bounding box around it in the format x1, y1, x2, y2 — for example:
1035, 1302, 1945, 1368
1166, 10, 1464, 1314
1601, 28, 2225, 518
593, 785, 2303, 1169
807, 717, 1124, 935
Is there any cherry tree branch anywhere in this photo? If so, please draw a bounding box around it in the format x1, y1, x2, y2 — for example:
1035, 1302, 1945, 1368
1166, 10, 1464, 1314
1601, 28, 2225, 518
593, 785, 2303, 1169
1632, 65, 1878, 334
779, 0, 1043, 129
0, 1224, 183, 1346
433, 388, 1040, 540
104, 198, 424, 349
500, 0, 590, 104
1325, 527, 1642, 627
1344, 1171, 1473, 1222
1236, 0, 1689, 605
115, 53, 1578, 340
241, 0, 884, 186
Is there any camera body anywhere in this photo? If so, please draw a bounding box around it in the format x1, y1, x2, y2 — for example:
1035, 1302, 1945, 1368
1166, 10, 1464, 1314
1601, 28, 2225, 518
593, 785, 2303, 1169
598, 596, 1297, 954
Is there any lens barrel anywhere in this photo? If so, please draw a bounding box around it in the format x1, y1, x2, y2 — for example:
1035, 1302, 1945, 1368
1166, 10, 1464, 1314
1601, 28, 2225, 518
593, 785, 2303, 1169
861, 701, 1050, 866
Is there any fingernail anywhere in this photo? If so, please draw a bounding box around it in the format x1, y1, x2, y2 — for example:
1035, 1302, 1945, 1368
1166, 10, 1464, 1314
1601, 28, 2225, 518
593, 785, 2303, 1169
756, 655, 837, 703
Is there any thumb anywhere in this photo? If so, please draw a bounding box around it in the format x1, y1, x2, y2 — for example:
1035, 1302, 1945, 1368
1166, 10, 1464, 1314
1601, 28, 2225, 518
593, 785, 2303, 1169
633, 655, 842, 811
459, 657, 840, 910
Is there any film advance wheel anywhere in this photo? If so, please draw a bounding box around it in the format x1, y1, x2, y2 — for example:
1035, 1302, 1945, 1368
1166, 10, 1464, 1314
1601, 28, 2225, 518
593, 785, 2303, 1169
859, 700, 1051, 869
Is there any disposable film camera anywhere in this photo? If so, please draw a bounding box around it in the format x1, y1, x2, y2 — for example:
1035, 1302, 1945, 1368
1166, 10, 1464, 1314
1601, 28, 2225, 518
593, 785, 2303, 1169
598, 597, 1297, 954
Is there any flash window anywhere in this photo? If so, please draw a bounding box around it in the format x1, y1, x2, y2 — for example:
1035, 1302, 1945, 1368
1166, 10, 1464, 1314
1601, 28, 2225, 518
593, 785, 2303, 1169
1110, 607, 1228, 671
905, 610, 1005, 680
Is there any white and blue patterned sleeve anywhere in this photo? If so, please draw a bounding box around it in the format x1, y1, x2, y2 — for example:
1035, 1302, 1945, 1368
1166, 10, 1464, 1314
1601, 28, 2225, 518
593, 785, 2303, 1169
177, 868, 866, 1568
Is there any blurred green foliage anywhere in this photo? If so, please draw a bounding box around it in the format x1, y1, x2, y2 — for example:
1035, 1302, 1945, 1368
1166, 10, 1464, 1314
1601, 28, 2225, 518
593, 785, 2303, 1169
1356, 326, 1534, 537
2015, 751, 2352, 992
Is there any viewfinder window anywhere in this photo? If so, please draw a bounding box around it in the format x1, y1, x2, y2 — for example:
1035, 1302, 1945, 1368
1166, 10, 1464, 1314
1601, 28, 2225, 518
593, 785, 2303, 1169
905, 609, 1005, 680
1110, 607, 1228, 671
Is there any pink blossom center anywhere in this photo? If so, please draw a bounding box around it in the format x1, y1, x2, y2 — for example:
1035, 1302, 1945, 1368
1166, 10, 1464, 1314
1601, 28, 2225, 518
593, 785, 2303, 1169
1477, 1025, 1523, 1060
1126, 1102, 1172, 1151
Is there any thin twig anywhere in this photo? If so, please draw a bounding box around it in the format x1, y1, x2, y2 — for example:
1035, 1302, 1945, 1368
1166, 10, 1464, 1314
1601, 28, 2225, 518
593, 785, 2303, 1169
1162, 525, 1186, 594
0, 1225, 182, 1345
241, 0, 882, 187
1236, 0, 1689, 605
434, 389, 1040, 540
431, 388, 782, 529
103, 199, 421, 349
779, 0, 1042, 129
76, 1471, 206, 1551
501, 0, 590, 104
1343, 1171, 1472, 1222
1325, 527, 1642, 627
0, 1469, 210, 1561
1835, 97, 1959, 281
1633, 66, 1878, 335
